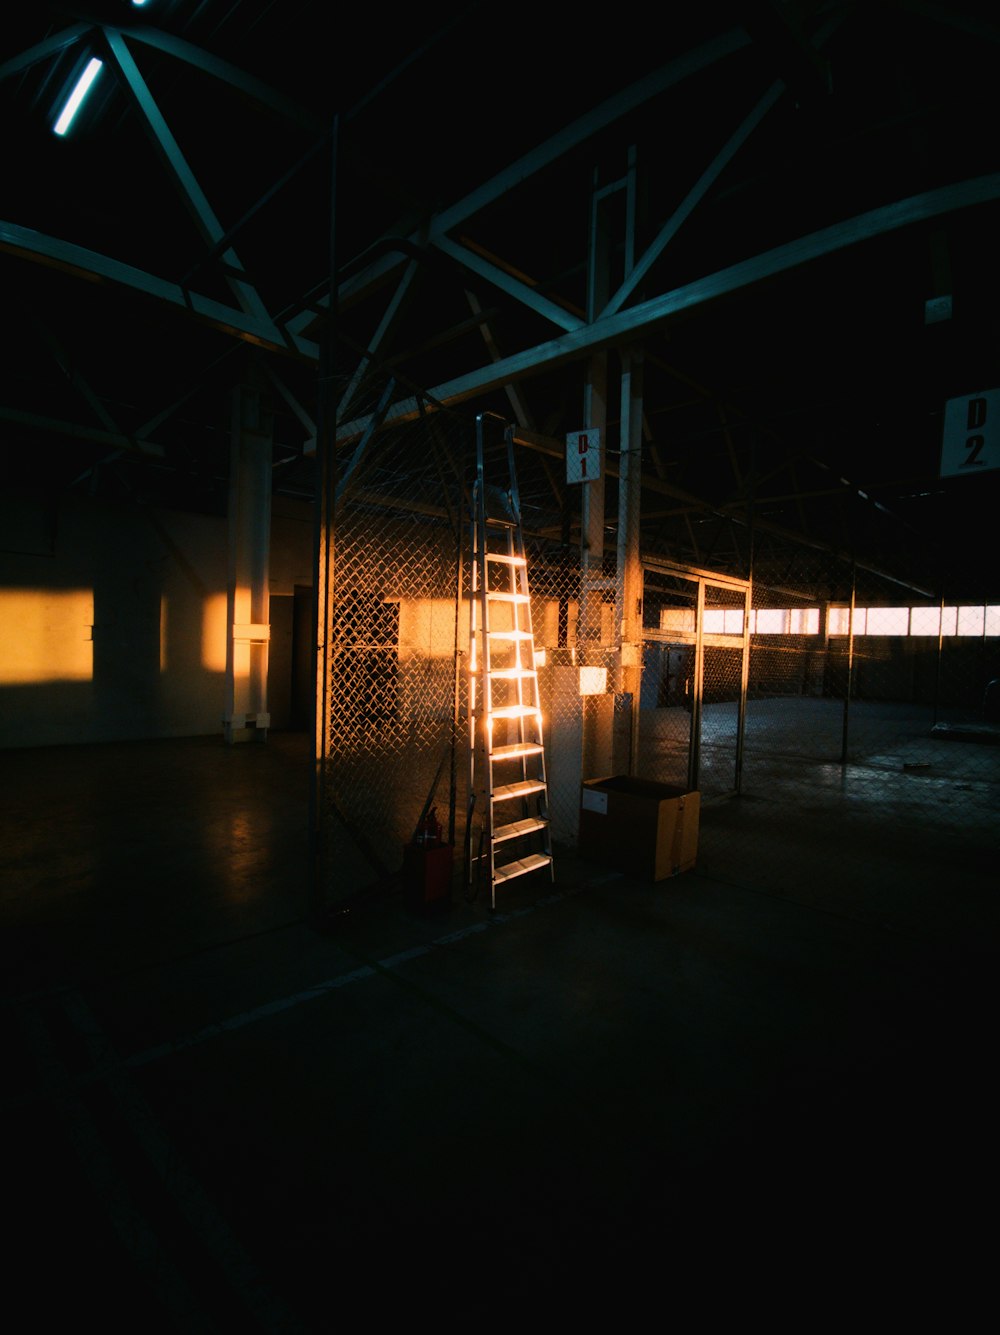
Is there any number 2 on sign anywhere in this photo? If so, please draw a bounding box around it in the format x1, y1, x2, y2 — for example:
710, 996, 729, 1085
963, 435, 985, 466
578, 434, 588, 477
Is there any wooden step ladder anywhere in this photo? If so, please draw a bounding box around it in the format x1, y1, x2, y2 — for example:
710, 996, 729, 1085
467, 414, 555, 909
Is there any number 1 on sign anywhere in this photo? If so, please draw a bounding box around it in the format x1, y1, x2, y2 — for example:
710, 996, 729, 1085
566, 427, 601, 484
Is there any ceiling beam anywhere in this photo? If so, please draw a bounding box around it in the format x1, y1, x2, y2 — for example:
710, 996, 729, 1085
0, 405, 164, 456
102, 26, 272, 328
336, 168, 1000, 437
433, 235, 584, 333
601, 78, 786, 318
114, 22, 321, 132
289, 27, 754, 333
0, 23, 93, 84
0, 220, 307, 356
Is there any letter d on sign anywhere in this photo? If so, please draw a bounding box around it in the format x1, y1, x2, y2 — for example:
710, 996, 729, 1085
941, 387, 1000, 477
967, 397, 988, 430
566, 426, 602, 483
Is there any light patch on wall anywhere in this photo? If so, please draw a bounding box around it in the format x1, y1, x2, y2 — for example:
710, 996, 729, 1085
660, 607, 696, 634
579, 666, 607, 695
398, 598, 469, 657
202, 592, 228, 671
0, 589, 94, 683
542, 599, 578, 648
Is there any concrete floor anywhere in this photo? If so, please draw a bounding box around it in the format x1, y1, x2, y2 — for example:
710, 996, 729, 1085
2, 729, 998, 1329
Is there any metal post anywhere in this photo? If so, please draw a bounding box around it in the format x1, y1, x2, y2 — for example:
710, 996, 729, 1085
689, 578, 706, 792
617, 347, 643, 773
933, 588, 944, 726
224, 370, 273, 745
734, 579, 751, 796
310, 114, 340, 924
841, 560, 857, 765
580, 165, 610, 656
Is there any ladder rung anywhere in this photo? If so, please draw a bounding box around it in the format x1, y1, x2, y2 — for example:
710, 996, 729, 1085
493, 779, 547, 801
486, 593, 530, 604
494, 853, 553, 885
486, 554, 526, 566
485, 517, 517, 529
491, 742, 543, 760
493, 817, 548, 844
490, 705, 540, 720
489, 668, 536, 680
488, 630, 533, 641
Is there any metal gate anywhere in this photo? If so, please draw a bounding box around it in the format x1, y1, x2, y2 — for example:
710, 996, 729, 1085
638, 560, 751, 802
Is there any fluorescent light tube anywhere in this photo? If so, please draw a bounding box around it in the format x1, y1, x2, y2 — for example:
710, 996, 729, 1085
54, 58, 103, 136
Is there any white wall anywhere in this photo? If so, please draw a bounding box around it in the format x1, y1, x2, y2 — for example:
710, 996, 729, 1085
0, 490, 313, 749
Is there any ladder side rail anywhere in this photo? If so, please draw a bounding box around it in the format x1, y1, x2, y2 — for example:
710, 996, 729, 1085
479, 508, 497, 892
504, 423, 523, 530
521, 577, 548, 788
470, 417, 487, 897
513, 513, 554, 877
478, 419, 503, 893
467, 485, 481, 894
512, 494, 545, 809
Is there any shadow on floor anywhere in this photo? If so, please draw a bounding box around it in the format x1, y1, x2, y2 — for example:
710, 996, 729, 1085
2, 731, 997, 1327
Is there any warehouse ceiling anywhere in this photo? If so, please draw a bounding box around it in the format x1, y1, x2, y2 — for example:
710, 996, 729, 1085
3, 0, 1000, 599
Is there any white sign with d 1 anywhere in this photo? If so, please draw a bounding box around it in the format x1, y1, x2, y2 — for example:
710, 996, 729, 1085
941, 388, 1000, 477
566, 427, 602, 484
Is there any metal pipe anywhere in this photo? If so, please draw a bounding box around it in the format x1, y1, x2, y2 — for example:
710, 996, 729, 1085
309, 112, 340, 924
840, 560, 857, 766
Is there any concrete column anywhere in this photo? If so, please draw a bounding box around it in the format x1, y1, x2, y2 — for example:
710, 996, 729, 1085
579, 159, 611, 655
224, 375, 273, 744
579, 359, 608, 651
582, 149, 642, 778
616, 348, 644, 772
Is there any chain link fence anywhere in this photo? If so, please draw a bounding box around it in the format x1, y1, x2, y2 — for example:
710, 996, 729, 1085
320, 396, 468, 905
317, 372, 998, 915
319, 389, 614, 908
698, 528, 1000, 907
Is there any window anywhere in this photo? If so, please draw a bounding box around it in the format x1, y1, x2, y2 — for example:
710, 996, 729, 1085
909, 606, 941, 636
754, 608, 789, 634
956, 606, 985, 636
827, 604, 998, 637
864, 606, 910, 635
703, 608, 746, 635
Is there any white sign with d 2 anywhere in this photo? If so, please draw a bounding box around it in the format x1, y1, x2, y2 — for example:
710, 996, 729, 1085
941, 388, 1000, 477
566, 427, 602, 484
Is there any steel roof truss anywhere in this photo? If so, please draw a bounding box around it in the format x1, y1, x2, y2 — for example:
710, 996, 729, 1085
335, 168, 1000, 438
290, 27, 753, 334
102, 26, 275, 331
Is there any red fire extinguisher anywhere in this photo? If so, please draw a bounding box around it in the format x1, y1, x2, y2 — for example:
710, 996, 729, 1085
415, 805, 442, 846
